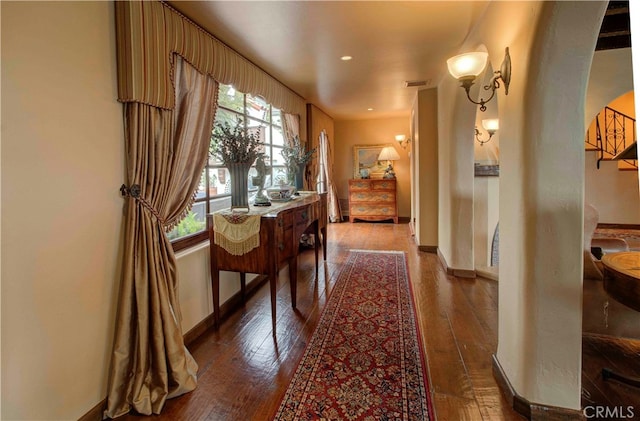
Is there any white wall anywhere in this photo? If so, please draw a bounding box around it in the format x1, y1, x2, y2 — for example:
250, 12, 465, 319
1, 2, 124, 419
473, 176, 499, 267
438, 0, 608, 411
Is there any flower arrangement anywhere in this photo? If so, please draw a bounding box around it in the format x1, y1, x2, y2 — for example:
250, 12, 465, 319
281, 135, 316, 173
210, 119, 263, 165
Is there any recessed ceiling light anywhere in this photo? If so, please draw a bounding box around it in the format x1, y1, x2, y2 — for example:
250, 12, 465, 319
341, 56, 353, 61
367, 108, 374, 111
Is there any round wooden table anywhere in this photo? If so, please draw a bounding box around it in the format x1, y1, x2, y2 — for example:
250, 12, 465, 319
601, 251, 640, 312
600, 251, 640, 387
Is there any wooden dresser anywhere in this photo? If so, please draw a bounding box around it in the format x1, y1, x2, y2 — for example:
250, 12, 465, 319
348, 179, 398, 223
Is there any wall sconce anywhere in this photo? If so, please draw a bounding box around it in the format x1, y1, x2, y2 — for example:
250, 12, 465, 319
378, 146, 401, 179
395, 134, 410, 149
475, 118, 499, 146
447, 47, 511, 112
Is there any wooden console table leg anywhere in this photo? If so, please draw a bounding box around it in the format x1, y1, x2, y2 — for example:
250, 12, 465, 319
289, 256, 298, 309
321, 226, 327, 261
313, 221, 319, 274
269, 262, 277, 334
240, 272, 246, 304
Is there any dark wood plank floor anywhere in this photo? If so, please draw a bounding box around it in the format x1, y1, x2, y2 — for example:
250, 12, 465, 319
118, 222, 639, 420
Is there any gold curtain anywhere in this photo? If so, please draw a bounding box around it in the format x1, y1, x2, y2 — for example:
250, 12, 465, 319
115, 1, 305, 116
319, 130, 343, 222
105, 55, 218, 418
306, 104, 334, 194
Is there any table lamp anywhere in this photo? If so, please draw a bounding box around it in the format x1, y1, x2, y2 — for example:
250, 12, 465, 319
378, 146, 401, 179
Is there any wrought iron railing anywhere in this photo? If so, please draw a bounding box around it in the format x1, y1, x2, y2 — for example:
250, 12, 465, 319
586, 106, 637, 169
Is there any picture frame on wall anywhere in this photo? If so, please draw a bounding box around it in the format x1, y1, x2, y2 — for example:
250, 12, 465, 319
353, 144, 392, 179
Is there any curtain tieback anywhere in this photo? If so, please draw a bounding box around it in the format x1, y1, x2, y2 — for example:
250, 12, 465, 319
120, 184, 166, 224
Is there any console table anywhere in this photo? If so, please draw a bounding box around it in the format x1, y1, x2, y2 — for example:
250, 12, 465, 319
348, 179, 398, 223
207, 193, 327, 333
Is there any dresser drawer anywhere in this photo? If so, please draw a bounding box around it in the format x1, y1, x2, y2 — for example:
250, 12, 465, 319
349, 191, 395, 203
350, 204, 396, 217
371, 180, 396, 191
348, 180, 371, 191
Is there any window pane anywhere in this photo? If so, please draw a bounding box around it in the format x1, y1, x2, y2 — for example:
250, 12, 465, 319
211, 109, 244, 165
218, 84, 244, 113
272, 125, 284, 146
166, 204, 206, 240
247, 118, 267, 146
195, 167, 206, 200
266, 146, 286, 167
208, 168, 221, 196
209, 196, 231, 213
272, 107, 282, 127
247, 94, 269, 122
272, 165, 288, 186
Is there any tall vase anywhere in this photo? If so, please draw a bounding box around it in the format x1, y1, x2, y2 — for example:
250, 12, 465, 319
229, 162, 251, 210
295, 167, 305, 190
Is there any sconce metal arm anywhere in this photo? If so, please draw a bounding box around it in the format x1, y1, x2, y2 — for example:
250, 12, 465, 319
459, 47, 511, 113
474, 127, 495, 146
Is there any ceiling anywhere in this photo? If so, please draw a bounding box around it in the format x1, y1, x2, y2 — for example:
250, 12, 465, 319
167, 1, 489, 120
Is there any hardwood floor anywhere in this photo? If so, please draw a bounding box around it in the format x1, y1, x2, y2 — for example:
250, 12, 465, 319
120, 222, 523, 420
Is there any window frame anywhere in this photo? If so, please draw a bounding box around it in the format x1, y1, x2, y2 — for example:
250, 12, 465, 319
170, 85, 284, 252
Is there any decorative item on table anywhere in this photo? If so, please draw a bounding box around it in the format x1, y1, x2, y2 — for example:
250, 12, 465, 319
377, 146, 401, 179
359, 168, 370, 179
281, 135, 316, 192
210, 119, 263, 211
252, 154, 271, 206
266, 183, 296, 202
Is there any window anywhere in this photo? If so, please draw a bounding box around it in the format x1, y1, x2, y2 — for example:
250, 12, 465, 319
169, 84, 286, 251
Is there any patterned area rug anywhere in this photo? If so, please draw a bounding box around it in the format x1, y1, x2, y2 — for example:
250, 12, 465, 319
274, 250, 433, 420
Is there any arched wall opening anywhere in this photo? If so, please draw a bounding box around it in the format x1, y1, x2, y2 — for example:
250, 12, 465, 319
495, 1, 608, 412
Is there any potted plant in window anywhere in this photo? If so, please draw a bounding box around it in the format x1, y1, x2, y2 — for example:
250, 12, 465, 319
281, 135, 316, 190
210, 119, 263, 210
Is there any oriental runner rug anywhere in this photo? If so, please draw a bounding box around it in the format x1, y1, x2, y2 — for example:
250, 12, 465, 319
274, 250, 433, 421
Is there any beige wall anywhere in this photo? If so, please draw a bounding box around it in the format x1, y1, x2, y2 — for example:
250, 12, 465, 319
412, 89, 439, 246
1, 2, 124, 419
334, 117, 411, 218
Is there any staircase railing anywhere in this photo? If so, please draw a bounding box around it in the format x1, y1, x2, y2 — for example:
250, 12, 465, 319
586, 106, 637, 169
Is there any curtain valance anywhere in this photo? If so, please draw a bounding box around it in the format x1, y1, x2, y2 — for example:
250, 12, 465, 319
115, 1, 306, 116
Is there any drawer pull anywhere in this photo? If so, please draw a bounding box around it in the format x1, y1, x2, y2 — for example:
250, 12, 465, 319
301, 211, 308, 220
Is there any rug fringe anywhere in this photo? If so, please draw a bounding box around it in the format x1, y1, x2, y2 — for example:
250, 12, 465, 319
349, 248, 405, 255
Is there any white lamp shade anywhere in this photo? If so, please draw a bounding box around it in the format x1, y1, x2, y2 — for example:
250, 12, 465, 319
481, 118, 499, 132
447, 51, 489, 79
378, 146, 401, 161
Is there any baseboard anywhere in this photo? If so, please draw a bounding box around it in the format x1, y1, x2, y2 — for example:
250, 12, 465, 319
79, 274, 270, 421
398, 216, 411, 224
418, 245, 437, 253
452, 268, 476, 278
436, 248, 476, 278
183, 274, 268, 345
492, 354, 585, 420
78, 399, 105, 421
